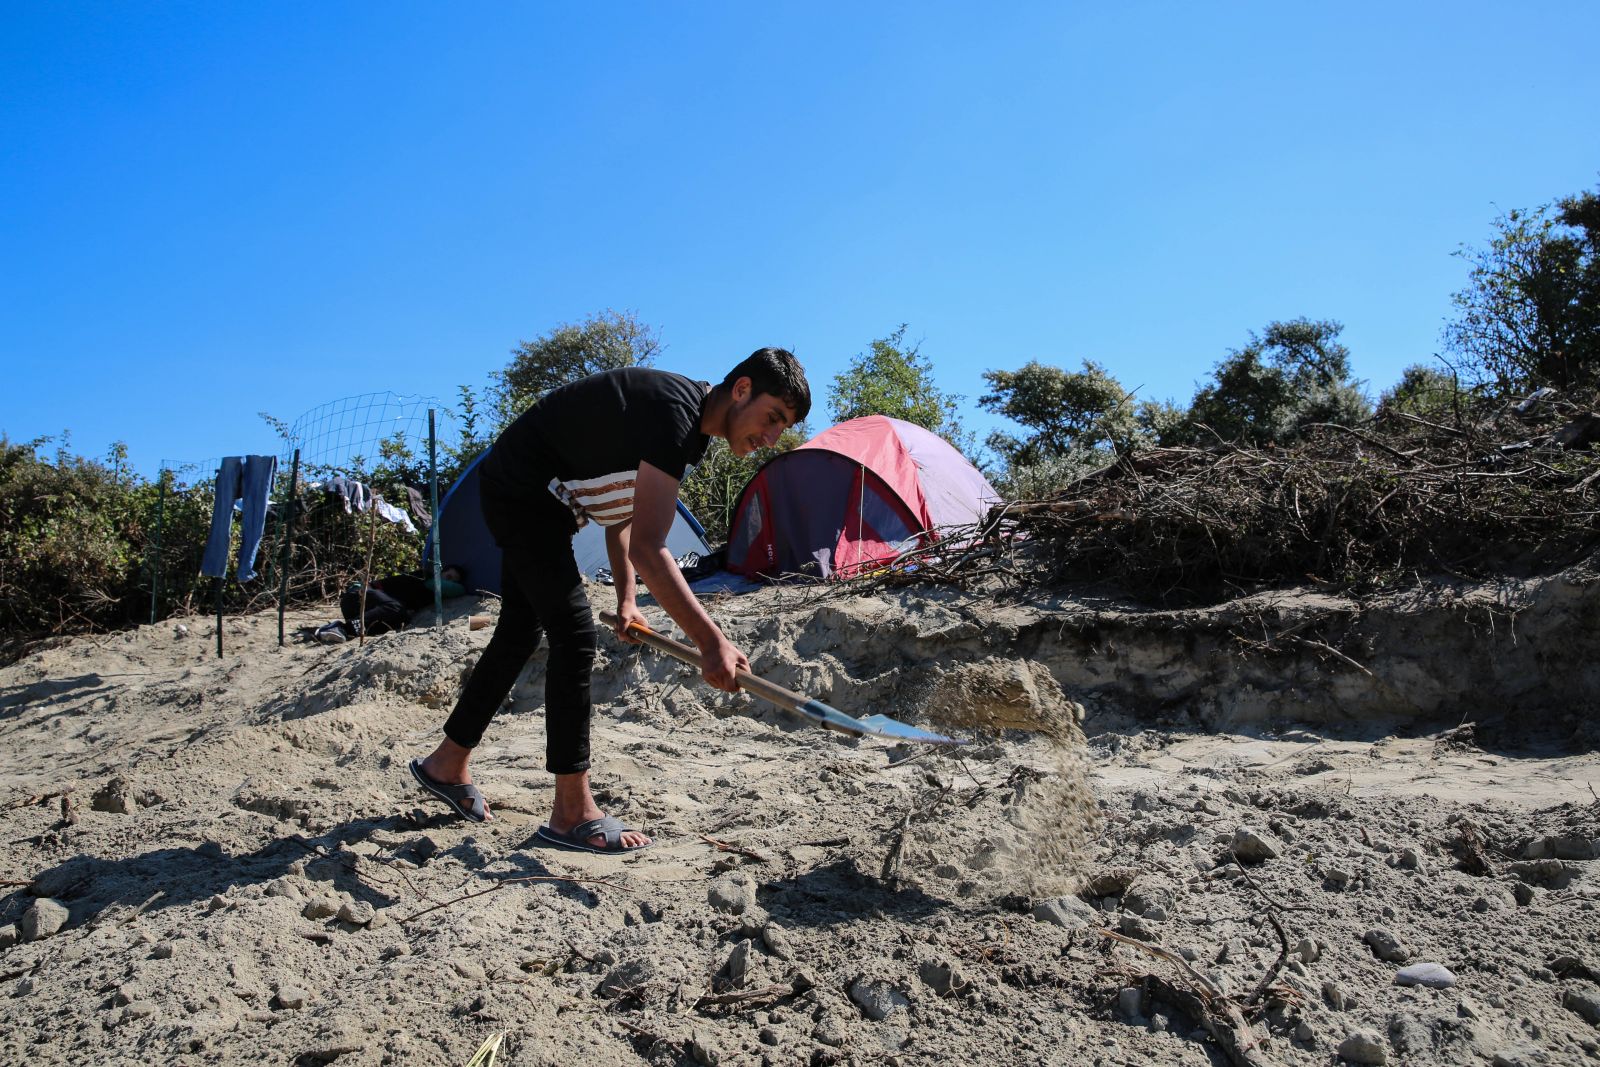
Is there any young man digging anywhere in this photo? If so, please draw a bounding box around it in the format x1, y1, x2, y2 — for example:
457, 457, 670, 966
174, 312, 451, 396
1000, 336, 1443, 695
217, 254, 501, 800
411, 348, 810, 852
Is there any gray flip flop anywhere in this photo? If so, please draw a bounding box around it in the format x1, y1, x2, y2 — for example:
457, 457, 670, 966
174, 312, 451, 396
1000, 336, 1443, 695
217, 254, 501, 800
535, 816, 651, 854
409, 758, 490, 822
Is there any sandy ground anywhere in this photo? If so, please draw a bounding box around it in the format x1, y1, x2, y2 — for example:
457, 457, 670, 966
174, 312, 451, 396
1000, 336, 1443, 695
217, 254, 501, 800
2, 578, 1599, 1066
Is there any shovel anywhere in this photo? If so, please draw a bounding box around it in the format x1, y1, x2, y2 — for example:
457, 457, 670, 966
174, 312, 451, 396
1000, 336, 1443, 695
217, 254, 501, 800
599, 611, 963, 746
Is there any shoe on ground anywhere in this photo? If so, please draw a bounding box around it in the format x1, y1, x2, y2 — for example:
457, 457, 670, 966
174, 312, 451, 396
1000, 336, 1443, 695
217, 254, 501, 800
314, 622, 349, 644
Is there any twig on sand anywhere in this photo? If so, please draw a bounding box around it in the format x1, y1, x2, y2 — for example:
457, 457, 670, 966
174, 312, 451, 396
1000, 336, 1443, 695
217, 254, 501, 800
397, 874, 623, 925
881, 782, 955, 884
699, 835, 769, 863
1226, 850, 1313, 914
694, 983, 793, 1010
3, 791, 65, 811
1243, 911, 1293, 1012
1097, 928, 1281, 1067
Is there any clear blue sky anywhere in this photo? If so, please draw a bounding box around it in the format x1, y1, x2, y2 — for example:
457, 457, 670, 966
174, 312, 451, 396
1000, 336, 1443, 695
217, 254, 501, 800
4, 2, 1597, 477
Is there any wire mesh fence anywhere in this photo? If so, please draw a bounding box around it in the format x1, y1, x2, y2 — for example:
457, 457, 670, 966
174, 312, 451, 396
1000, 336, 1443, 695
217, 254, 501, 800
146, 394, 460, 654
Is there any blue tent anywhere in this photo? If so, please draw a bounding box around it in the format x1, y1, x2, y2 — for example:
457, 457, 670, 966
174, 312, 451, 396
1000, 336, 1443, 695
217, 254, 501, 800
425, 447, 710, 596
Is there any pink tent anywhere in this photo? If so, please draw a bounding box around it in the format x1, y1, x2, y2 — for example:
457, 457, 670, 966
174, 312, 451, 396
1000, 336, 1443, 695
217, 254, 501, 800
725, 416, 1000, 579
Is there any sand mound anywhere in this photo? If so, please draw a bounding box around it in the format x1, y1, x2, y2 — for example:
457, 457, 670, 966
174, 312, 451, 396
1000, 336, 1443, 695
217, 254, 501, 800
2, 576, 1599, 1066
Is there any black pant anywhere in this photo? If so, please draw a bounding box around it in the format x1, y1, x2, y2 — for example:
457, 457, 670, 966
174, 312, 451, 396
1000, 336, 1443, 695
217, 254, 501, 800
442, 483, 595, 775
340, 586, 410, 635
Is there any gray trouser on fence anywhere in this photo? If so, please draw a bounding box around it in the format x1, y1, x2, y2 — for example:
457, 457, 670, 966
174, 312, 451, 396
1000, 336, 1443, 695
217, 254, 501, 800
200, 454, 279, 581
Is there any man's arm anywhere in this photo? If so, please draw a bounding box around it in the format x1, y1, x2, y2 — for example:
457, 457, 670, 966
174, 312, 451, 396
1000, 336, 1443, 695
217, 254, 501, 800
628, 461, 748, 691
602, 519, 647, 643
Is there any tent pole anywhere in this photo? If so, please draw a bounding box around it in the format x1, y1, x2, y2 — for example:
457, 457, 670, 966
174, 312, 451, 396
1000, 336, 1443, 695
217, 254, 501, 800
429, 408, 442, 626
214, 576, 224, 659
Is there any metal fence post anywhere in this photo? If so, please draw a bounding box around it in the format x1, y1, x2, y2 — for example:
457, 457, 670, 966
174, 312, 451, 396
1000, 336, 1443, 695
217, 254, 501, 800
150, 470, 167, 625
277, 448, 300, 647
429, 408, 443, 626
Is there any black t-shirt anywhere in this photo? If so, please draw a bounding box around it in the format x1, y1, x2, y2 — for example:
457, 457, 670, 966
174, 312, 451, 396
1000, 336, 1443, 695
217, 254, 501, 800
479, 367, 711, 530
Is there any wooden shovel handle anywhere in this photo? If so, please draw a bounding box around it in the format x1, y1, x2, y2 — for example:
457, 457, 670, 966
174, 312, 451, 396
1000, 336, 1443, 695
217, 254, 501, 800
598, 610, 807, 713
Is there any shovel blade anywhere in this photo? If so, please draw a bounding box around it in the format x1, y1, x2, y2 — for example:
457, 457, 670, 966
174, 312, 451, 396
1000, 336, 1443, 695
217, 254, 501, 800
798, 699, 964, 745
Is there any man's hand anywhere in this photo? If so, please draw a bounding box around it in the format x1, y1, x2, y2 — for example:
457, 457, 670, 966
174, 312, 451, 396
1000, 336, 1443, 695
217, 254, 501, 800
700, 634, 750, 693
610, 601, 649, 644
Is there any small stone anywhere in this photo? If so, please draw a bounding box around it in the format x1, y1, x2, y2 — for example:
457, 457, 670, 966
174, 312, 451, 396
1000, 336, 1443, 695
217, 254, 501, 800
1297, 937, 1320, 963
725, 940, 756, 986
275, 985, 309, 1009
264, 877, 300, 900
1363, 928, 1410, 963
1396, 848, 1421, 870
151, 941, 175, 960
207, 894, 228, 911
762, 925, 795, 961
911, 958, 953, 996
1512, 882, 1536, 906
1565, 987, 1600, 1026
1323, 980, 1352, 1010
812, 1016, 849, 1047
849, 977, 909, 1020
759, 1027, 780, 1046
1143, 905, 1169, 922
599, 956, 679, 998
337, 901, 375, 925
301, 897, 339, 920
690, 1031, 720, 1066
1229, 826, 1280, 864
707, 876, 751, 914
1081, 867, 1139, 897
1117, 986, 1143, 1019
0, 925, 18, 949
1149, 1013, 1169, 1032
1124, 884, 1175, 916
121, 1000, 157, 1021
1324, 866, 1353, 889
1337, 1029, 1388, 1064
1295, 1018, 1314, 1042
1491, 1048, 1544, 1067
1032, 895, 1099, 930
1457, 997, 1484, 1020
21, 899, 69, 941
91, 778, 137, 814
1217, 938, 1248, 964
1396, 962, 1457, 989
451, 960, 487, 982
1388, 1015, 1431, 1057
1119, 914, 1159, 942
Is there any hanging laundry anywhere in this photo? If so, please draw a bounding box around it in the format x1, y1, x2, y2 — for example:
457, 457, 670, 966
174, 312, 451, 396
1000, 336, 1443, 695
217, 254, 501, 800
406, 485, 432, 531
324, 475, 372, 514
375, 498, 418, 534
319, 476, 418, 533
200, 455, 278, 581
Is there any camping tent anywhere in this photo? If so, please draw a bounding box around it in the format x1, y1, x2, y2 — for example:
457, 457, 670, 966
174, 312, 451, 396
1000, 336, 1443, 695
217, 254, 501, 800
425, 447, 711, 595
725, 415, 1000, 580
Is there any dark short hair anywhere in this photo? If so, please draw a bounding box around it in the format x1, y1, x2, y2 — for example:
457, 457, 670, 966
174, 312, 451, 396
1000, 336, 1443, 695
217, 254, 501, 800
722, 347, 811, 423
442, 562, 467, 583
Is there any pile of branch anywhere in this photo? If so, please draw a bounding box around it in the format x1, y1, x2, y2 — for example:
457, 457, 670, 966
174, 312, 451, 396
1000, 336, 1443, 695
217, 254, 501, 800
911, 392, 1600, 605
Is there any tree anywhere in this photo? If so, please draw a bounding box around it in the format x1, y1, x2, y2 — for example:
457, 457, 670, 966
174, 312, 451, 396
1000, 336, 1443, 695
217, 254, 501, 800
829, 326, 973, 454
979, 359, 1139, 466
1444, 186, 1600, 393
1378, 363, 1466, 420
494, 309, 662, 426
1188, 318, 1370, 445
